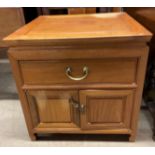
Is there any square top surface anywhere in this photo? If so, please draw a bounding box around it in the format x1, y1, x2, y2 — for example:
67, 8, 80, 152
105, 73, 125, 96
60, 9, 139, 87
4, 12, 152, 46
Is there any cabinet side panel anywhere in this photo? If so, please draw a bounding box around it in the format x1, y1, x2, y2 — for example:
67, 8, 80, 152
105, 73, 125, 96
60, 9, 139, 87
8, 49, 36, 140
129, 46, 149, 141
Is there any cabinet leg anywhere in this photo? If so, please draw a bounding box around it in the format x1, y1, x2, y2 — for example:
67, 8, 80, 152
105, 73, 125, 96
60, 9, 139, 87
129, 135, 136, 142
30, 134, 37, 141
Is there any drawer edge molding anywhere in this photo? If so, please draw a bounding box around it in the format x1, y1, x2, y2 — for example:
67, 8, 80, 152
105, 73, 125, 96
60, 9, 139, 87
22, 83, 138, 90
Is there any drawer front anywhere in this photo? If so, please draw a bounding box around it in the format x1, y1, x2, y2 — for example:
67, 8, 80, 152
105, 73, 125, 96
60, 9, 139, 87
20, 58, 137, 85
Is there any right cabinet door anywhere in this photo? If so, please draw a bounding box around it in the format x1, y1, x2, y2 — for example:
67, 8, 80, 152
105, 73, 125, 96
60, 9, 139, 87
79, 90, 134, 130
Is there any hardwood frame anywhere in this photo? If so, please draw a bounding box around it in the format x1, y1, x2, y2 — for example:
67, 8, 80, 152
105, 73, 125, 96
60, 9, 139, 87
8, 41, 149, 141
5, 13, 152, 141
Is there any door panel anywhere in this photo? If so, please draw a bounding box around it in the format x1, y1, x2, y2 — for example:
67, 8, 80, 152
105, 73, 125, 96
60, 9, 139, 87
26, 90, 80, 128
79, 90, 134, 130
88, 98, 123, 123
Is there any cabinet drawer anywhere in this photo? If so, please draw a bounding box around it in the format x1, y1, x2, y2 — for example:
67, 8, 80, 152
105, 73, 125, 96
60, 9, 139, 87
20, 58, 137, 85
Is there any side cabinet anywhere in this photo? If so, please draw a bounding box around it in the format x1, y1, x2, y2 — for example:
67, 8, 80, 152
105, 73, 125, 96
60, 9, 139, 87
7, 44, 149, 141
4, 13, 152, 141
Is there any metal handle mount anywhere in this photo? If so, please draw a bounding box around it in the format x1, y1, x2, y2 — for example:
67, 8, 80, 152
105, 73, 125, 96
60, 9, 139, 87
69, 98, 85, 113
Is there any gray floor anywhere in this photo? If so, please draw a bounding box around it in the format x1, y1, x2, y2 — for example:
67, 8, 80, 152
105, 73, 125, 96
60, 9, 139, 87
0, 60, 18, 99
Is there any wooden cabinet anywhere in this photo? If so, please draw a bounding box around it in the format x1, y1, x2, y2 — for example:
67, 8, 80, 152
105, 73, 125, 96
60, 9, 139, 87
124, 8, 155, 140
37, 7, 96, 15
0, 8, 25, 59
4, 13, 152, 141
0, 8, 25, 47
37, 7, 122, 16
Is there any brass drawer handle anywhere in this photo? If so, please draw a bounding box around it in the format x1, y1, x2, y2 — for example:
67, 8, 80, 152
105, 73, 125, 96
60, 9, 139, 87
66, 66, 89, 81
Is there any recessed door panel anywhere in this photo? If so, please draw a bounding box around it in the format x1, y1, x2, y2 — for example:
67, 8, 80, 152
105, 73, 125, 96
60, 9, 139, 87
88, 98, 124, 123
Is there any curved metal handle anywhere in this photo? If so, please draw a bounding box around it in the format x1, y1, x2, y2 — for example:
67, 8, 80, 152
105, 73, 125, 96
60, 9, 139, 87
66, 66, 89, 81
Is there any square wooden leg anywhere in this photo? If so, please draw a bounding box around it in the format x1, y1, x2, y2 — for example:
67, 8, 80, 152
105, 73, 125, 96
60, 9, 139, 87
129, 134, 136, 142
30, 134, 37, 141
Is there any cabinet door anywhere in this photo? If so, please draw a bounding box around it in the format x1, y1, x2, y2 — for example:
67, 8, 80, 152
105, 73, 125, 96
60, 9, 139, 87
79, 90, 134, 130
26, 90, 80, 129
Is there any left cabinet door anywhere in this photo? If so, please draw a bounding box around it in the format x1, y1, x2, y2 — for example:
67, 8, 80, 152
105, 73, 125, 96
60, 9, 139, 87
26, 90, 80, 129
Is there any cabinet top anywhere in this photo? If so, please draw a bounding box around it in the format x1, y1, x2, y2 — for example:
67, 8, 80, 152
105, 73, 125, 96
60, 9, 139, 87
4, 12, 152, 46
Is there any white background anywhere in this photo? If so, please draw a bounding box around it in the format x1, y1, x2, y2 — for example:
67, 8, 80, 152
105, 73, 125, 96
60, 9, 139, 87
0, 0, 155, 7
